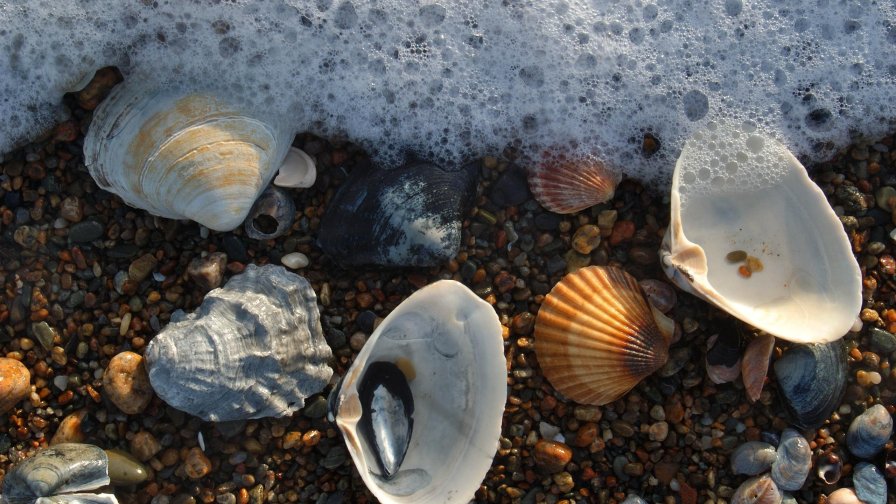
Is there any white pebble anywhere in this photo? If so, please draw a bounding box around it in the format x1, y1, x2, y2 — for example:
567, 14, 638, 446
281, 252, 309, 269
890, 227, 896, 243
53, 375, 68, 391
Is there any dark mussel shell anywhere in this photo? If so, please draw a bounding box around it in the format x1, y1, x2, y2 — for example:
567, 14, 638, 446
773, 341, 847, 430
244, 185, 296, 240
318, 160, 478, 267
358, 361, 415, 479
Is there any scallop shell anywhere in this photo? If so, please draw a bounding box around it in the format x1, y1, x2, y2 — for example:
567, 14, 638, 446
84, 83, 293, 231
846, 403, 894, 459
0, 443, 118, 504
741, 333, 775, 403
770, 429, 811, 492
660, 122, 861, 343
730, 441, 777, 476
730, 474, 782, 504
773, 341, 847, 430
528, 154, 621, 214
144, 264, 332, 421
534, 265, 670, 406
328, 280, 505, 504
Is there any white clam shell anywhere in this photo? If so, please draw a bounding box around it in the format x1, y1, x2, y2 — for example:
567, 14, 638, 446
274, 147, 317, 188
330, 280, 506, 504
84, 83, 293, 231
661, 122, 861, 343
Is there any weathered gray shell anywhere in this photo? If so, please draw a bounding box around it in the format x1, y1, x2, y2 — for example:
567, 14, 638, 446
853, 462, 887, 504
770, 429, 811, 492
144, 264, 333, 421
773, 341, 847, 429
0, 443, 118, 504
730, 474, 782, 504
244, 185, 296, 240
730, 441, 777, 476
846, 404, 893, 459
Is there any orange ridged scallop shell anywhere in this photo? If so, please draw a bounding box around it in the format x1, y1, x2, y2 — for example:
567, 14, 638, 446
528, 154, 621, 214
534, 266, 670, 405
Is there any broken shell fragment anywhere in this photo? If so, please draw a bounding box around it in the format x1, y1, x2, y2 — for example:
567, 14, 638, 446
705, 329, 743, 384
846, 403, 893, 459
730, 441, 777, 476
639, 279, 677, 313
816, 451, 842, 485
770, 429, 811, 492
274, 147, 317, 188
661, 122, 861, 343
0, 443, 118, 504
773, 341, 847, 430
741, 333, 775, 402
730, 474, 782, 504
534, 266, 670, 406
329, 280, 505, 504
144, 264, 332, 421
244, 185, 296, 240
528, 153, 621, 214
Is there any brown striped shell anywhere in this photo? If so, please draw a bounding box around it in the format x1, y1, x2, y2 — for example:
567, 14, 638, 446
534, 266, 670, 405
528, 154, 621, 214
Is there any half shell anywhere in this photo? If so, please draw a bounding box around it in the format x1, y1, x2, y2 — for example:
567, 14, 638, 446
328, 280, 505, 504
144, 264, 332, 421
274, 147, 317, 188
534, 266, 670, 406
528, 153, 621, 214
770, 429, 811, 491
661, 122, 861, 343
0, 443, 118, 504
773, 341, 847, 430
84, 83, 293, 231
846, 404, 893, 459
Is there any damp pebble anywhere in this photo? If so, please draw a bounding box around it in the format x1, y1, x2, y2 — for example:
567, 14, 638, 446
131, 431, 163, 461
106, 449, 151, 485
128, 253, 158, 283
187, 252, 228, 291
0, 358, 31, 414
185, 446, 213, 479
281, 252, 309, 269
533, 439, 572, 473
102, 351, 154, 414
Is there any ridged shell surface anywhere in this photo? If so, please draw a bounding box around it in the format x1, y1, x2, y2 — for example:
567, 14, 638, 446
770, 429, 811, 492
730, 474, 782, 504
144, 264, 332, 422
528, 155, 621, 214
846, 404, 893, 459
730, 441, 777, 476
0, 443, 118, 504
84, 83, 293, 231
329, 280, 506, 504
773, 341, 847, 430
535, 266, 670, 406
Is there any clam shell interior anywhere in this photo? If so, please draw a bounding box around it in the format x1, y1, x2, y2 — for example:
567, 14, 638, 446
332, 280, 506, 504
662, 122, 861, 343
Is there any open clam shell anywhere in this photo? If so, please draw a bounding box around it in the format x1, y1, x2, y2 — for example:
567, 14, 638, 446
0, 443, 118, 504
661, 122, 861, 343
84, 83, 293, 231
328, 280, 505, 504
534, 266, 670, 406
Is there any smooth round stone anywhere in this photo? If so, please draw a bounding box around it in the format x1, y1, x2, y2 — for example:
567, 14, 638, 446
68, 219, 105, 243
0, 358, 31, 414
106, 449, 150, 485
533, 439, 572, 473
572, 224, 601, 254
130, 431, 163, 461
184, 447, 213, 479
102, 351, 154, 414
281, 252, 309, 269
301, 395, 329, 419
187, 252, 228, 291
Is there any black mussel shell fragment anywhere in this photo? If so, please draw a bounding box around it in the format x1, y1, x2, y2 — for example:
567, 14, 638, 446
318, 160, 478, 267
244, 185, 296, 240
358, 361, 414, 479
773, 341, 846, 430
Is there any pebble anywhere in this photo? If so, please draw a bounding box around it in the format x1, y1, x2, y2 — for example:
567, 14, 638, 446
281, 252, 309, 269
571, 224, 601, 254
282, 431, 303, 449
102, 351, 154, 414
301, 395, 329, 419
59, 196, 83, 222
533, 439, 572, 473
489, 165, 530, 207
129, 253, 159, 283
184, 447, 213, 479
649, 422, 669, 442
349, 331, 367, 351
68, 219, 105, 243
131, 431, 163, 461
32, 321, 55, 351
187, 252, 228, 291
875, 185, 896, 210
0, 358, 31, 414
106, 449, 151, 485
869, 327, 896, 354
50, 409, 88, 445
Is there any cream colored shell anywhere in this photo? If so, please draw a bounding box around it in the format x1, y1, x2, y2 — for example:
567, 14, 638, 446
84, 83, 293, 231
661, 122, 861, 343
535, 266, 670, 406
330, 280, 506, 504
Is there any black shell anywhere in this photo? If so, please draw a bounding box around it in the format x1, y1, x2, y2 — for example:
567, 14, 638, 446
358, 361, 415, 479
773, 341, 846, 430
318, 160, 478, 267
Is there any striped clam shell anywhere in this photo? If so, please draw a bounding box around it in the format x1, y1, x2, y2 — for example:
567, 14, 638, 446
534, 266, 670, 405
528, 154, 621, 214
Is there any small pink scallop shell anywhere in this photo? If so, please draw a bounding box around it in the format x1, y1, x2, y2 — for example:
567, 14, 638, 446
528, 153, 621, 214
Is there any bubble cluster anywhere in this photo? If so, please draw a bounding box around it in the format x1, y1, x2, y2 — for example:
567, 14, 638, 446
1, 0, 894, 185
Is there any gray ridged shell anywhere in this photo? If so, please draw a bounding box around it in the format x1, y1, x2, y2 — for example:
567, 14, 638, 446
846, 404, 893, 459
730, 441, 777, 476
144, 264, 333, 421
770, 429, 811, 492
853, 462, 886, 504
0, 443, 117, 504
773, 341, 846, 429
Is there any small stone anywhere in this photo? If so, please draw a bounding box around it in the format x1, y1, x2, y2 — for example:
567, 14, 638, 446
106, 449, 150, 485
68, 220, 105, 243
50, 409, 88, 445
869, 327, 896, 354
187, 252, 228, 291
131, 431, 163, 461
349, 331, 367, 351
31, 321, 56, 351
875, 186, 896, 210
282, 431, 303, 449
102, 351, 154, 414
281, 252, 309, 269
533, 439, 572, 473
650, 404, 666, 421
553, 471, 575, 493
573, 422, 598, 448
489, 165, 530, 207
572, 225, 601, 254
649, 422, 669, 442
511, 312, 536, 336
573, 405, 602, 422
59, 196, 83, 222
597, 210, 618, 231
184, 447, 213, 479
128, 253, 158, 283
301, 395, 329, 419
609, 220, 636, 245
0, 358, 31, 414
611, 419, 636, 438
654, 462, 678, 484
564, 249, 591, 273
624, 462, 645, 476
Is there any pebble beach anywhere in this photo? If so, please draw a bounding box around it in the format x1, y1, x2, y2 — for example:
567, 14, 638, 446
0, 75, 895, 504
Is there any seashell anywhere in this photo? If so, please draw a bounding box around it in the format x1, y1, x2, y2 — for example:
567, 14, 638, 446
730, 474, 782, 504
318, 160, 478, 267
84, 83, 293, 232
705, 328, 743, 384
773, 341, 847, 430
853, 462, 887, 504
770, 429, 811, 491
827, 488, 862, 504
660, 123, 861, 343
639, 279, 677, 313
816, 451, 842, 485
534, 265, 670, 406
243, 185, 296, 240
328, 280, 505, 504
274, 147, 317, 188
0, 443, 118, 504
528, 152, 621, 214
144, 264, 332, 421
846, 403, 894, 459
730, 441, 777, 476
741, 333, 775, 403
